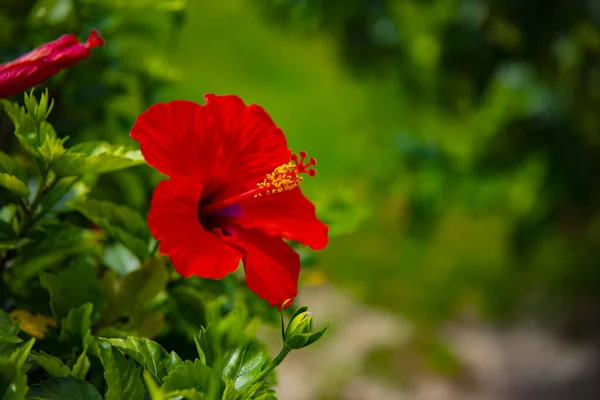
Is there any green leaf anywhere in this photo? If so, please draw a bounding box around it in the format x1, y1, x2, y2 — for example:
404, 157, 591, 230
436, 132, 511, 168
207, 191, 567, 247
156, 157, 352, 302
0, 173, 30, 197
103, 244, 140, 276
53, 142, 144, 177
29, 352, 70, 378
0, 220, 28, 251
1, 369, 28, 400
0, 238, 30, 251
103, 256, 167, 325
142, 370, 164, 400
15, 133, 39, 157
37, 121, 57, 144
0, 152, 13, 173
40, 262, 107, 323
101, 346, 146, 400
222, 380, 276, 400
0, 151, 26, 181
67, 199, 150, 260
105, 337, 182, 382
194, 337, 206, 365
37, 133, 67, 165
58, 304, 97, 356
161, 359, 214, 395
221, 341, 269, 390
27, 376, 102, 400
0, 100, 38, 155
10, 338, 35, 372
70, 346, 90, 379
0, 359, 20, 400
10, 226, 101, 287
0, 338, 35, 398
0, 310, 22, 344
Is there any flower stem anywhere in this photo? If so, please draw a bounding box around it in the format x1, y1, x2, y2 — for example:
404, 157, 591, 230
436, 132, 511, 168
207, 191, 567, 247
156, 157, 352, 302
246, 345, 292, 388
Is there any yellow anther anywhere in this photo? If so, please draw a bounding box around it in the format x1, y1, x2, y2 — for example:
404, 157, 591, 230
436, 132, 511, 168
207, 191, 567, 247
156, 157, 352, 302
254, 162, 303, 198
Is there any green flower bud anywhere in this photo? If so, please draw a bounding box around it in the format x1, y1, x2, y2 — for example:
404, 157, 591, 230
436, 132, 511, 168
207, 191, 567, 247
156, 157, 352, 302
283, 306, 328, 349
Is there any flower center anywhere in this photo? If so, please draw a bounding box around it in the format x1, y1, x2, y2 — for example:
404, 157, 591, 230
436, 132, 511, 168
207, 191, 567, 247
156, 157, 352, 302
198, 151, 316, 216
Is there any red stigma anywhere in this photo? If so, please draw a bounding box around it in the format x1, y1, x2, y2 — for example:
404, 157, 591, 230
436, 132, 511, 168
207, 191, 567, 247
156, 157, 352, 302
291, 151, 317, 177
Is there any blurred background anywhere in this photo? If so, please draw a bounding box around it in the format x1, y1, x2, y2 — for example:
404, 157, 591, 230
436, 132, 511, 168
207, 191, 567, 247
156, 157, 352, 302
2, 0, 600, 399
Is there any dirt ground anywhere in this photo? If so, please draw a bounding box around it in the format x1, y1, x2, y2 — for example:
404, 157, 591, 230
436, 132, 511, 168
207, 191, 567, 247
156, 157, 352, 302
261, 285, 600, 400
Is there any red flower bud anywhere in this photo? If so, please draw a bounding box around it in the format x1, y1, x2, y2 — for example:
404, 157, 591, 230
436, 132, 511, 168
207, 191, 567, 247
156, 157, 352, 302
0, 30, 105, 99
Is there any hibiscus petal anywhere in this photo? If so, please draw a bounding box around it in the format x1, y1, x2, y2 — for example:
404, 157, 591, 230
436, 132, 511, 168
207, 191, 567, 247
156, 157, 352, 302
130, 100, 221, 182
148, 175, 242, 279
236, 187, 328, 250
232, 227, 300, 307
203, 94, 290, 198
130, 95, 291, 199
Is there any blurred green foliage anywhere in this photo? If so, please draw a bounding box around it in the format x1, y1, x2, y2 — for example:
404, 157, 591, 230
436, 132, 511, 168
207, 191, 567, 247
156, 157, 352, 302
241, 0, 600, 331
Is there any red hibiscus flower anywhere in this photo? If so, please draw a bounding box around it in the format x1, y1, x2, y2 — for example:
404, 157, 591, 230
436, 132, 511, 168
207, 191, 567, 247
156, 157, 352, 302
131, 95, 328, 307
0, 30, 104, 98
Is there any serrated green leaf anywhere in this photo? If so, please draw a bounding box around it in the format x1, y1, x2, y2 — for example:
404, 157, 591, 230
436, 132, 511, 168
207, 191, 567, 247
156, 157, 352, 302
37, 133, 67, 164
35, 90, 54, 122
161, 359, 214, 396
40, 262, 107, 323
1, 100, 36, 139
23, 91, 38, 117
105, 337, 182, 382
37, 121, 57, 143
222, 380, 276, 400
27, 376, 102, 400
53, 142, 144, 177
253, 391, 278, 400
29, 351, 70, 378
68, 199, 150, 259
0, 173, 30, 197
70, 346, 90, 379
1, 99, 40, 156
101, 346, 146, 400
222, 341, 270, 390
0, 310, 22, 344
